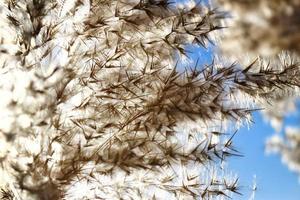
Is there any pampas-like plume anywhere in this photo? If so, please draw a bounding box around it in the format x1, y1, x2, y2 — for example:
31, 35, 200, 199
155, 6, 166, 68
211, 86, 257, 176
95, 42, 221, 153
217, 0, 300, 58
216, 0, 300, 182
0, 0, 300, 199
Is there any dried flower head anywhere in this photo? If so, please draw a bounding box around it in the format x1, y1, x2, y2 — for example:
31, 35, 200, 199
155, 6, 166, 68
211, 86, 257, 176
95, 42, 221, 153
0, 0, 300, 199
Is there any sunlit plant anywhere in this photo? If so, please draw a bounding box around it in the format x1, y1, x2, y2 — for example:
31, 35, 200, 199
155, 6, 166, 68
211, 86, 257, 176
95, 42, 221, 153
0, 0, 300, 199
217, 0, 300, 181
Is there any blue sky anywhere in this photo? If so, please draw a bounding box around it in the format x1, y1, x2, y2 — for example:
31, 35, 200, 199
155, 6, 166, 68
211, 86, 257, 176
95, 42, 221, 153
229, 111, 300, 200
183, 45, 300, 199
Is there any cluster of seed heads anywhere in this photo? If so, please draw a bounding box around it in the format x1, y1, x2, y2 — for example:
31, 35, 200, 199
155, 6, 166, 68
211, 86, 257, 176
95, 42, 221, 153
0, 0, 300, 199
